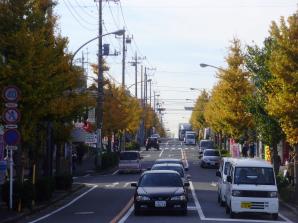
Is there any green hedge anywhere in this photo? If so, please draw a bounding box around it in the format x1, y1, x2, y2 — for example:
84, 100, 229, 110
101, 152, 119, 170
125, 141, 140, 151
36, 176, 55, 202
276, 174, 289, 192
55, 175, 73, 191
220, 149, 231, 157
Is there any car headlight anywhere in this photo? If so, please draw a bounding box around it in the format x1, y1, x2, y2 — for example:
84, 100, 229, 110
136, 195, 150, 201
269, 191, 278, 198
232, 190, 241, 197
171, 195, 186, 201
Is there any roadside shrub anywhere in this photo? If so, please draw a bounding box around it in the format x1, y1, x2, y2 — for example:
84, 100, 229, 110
36, 176, 55, 202
220, 149, 231, 157
1, 180, 34, 210
276, 174, 289, 192
101, 152, 119, 169
55, 175, 73, 191
125, 141, 140, 151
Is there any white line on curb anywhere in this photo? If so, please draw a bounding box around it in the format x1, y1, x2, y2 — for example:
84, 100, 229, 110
28, 185, 98, 223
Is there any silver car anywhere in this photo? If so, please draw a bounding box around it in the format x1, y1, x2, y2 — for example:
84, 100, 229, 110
200, 149, 220, 168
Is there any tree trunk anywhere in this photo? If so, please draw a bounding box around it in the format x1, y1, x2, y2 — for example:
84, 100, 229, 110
272, 143, 280, 175
55, 144, 61, 176
294, 144, 298, 200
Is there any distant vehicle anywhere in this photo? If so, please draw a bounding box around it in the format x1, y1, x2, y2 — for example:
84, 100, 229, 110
155, 158, 188, 171
225, 159, 279, 220
151, 133, 160, 139
199, 139, 214, 154
178, 123, 192, 141
200, 149, 221, 168
216, 157, 235, 206
184, 131, 196, 145
145, 137, 160, 150
131, 170, 189, 215
118, 151, 142, 173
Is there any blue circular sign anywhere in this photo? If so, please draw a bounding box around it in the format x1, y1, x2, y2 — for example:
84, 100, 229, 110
2, 86, 20, 102
4, 129, 20, 145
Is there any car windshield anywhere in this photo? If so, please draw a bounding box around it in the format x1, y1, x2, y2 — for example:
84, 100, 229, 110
151, 166, 184, 177
186, 135, 195, 139
234, 167, 275, 185
224, 162, 231, 175
200, 141, 214, 148
120, 152, 138, 160
204, 150, 220, 156
139, 173, 183, 187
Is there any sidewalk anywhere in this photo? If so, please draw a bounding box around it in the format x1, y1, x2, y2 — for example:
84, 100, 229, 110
0, 183, 85, 223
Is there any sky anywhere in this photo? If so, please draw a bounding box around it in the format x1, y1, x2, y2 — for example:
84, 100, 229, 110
55, 0, 297, 137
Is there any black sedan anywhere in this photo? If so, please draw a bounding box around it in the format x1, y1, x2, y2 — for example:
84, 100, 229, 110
131, 170, 189, 215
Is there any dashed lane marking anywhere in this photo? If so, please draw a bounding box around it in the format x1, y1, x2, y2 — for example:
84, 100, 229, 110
74, 211, 94, 215
112, 170, 119, 175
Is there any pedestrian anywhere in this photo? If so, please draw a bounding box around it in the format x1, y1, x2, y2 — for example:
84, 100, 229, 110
242, 142, 248, 158
249, 142, 255, 158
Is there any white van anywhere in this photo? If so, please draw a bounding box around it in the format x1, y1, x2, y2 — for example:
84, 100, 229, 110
225, 159, 279, 220
118, 151, 142, 173
216, 157, 235, 206
185, 131, 196, 145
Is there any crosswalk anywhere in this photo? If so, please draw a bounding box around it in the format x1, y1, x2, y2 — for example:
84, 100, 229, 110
161, 147, 197, 151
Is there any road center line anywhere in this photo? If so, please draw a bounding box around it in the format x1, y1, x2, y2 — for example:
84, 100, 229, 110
28, 184, 98, 223
110, 196, 134, 223
112, 170, 119, 175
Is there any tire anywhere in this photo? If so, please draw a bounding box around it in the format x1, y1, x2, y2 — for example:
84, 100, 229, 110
134, 208, 141, 216
229, 203, 236, 218
217, 194, 220, 203
181, 209, 187, 216
225, 203, 230, 214
272, 213, 278, 220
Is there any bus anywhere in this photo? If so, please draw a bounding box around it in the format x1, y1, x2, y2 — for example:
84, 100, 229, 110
178, 123, 192, 141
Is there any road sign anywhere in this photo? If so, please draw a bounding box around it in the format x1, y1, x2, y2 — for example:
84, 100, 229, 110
5, 103, 18, 108
2, 86, 20, 102
4, 129, 20, 146
4, 124, 18, 129
3, 108, 20, 124
6, 145, 18, 150
184, 107, 194, 111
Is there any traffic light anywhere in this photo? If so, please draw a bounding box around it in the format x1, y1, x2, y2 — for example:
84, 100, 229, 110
103, 44, 110, 56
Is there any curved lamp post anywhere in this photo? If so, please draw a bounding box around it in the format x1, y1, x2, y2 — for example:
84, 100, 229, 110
199, 63, 226, 72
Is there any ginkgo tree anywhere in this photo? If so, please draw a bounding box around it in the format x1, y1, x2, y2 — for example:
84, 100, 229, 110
0, 0, 95, 177
266, 12, 298, 194
204, 39, 254, 142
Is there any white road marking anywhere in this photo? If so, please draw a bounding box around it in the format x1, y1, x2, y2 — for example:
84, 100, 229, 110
159, 149, 164, 157
201, 218, 288, 223
118, 205, 134, 223
142, 154, 151, 158
28, 184, 98, 223
123, 182, 135, 188
112, 170, 119, 175
278, 213, 294, 223
83, 174, 90, 178
72, 176, 78, 180
74, 211, 94, 215
187, 206, 198, 211
189, 181, 206, 219
211, 182, 217, 187
105, 182, 119, 188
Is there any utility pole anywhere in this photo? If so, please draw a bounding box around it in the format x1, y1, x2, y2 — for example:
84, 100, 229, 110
96, 0, 103, 168
148, 79, 152, 107
122, 28, 126, 87
129, 52, 145, 98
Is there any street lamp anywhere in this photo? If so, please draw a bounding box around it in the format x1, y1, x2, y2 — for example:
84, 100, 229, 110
199, 63, 226, 72
70, 29, 125, 66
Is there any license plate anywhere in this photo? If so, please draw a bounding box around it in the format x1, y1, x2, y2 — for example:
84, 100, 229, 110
155, 201, 166, 207
241, 202, 252, 208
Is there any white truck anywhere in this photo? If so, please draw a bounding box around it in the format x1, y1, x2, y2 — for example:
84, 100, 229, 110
184, 131, 196, 145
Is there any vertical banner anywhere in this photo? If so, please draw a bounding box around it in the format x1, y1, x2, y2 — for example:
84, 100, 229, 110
265, 145, 271, 163
230, 139, 240, 158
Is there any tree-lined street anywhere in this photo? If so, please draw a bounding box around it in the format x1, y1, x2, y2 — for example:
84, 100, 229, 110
16, 139, 297, 223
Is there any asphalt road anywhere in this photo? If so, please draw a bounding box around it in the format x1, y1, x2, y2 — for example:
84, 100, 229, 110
20, 138, 298, 223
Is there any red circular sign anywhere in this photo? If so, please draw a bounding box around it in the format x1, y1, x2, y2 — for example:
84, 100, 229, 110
2, 108, 21, 124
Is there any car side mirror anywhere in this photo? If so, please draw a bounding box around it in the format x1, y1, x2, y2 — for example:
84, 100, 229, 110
131, 182, 137, 187
186, 174, 191, 179
184, 182, 190, 187
216, 170, 221, 178
227, 176, 232, 183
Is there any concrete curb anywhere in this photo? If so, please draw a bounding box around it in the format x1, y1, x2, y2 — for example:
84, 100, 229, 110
2, 184, 85, 223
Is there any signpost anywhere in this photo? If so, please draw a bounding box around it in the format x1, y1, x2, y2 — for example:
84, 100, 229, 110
2, 85, 21, 209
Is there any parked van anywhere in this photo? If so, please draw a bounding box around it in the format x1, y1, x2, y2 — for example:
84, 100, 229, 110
216, 157, 235, 206
118, 151, 142, 173
225, 159, 279, 220
199, 139, 214, 154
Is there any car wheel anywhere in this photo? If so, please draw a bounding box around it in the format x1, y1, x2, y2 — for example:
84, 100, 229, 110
225, 203, 230, 214
181, 209, 187, 216
217, 193, 221, 203
134, 208, 141, 216
229, 203, 236, 218
220, 199, 225, 207
272, 213, 278, 220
